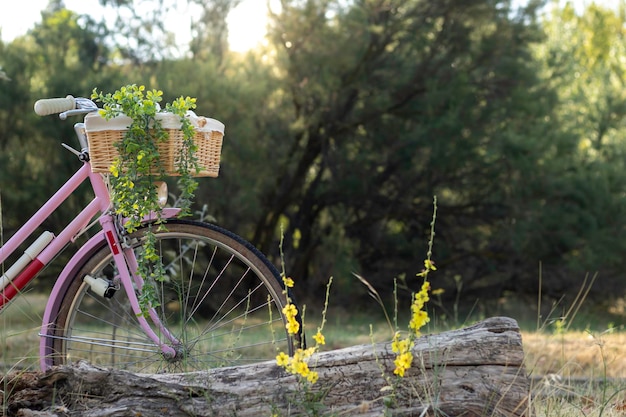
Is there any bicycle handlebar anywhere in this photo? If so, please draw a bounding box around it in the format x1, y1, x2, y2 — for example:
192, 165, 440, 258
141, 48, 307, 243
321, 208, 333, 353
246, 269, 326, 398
34, 95, 98, 150
34, 95, 76, 116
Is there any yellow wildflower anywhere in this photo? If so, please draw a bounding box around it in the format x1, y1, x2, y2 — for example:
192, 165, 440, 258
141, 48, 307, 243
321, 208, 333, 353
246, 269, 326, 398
393, 351, 413, 377
286, 319, 300, 334
292, 349, 303, 361
307, 371, 319, 384
409, 310, 430, 334
276, 346, 321, 384
391, 333, 412, 354
424, 259, 437, 271
417, 258, 437, 277
409, 282, 431, 335
276, 352, 290, 367
283, 303, 297, 317
398, 352, 413, 369
282, 303, 300, 334
391, 338, 401, 354
313, 331, 325, 345
282, 276, 294, 288
294, 360, 310, 377
391, 331, 414, 377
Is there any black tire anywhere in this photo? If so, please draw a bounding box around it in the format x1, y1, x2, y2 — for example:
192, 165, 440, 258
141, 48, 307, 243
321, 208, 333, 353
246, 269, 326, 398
43, 220, 302, 372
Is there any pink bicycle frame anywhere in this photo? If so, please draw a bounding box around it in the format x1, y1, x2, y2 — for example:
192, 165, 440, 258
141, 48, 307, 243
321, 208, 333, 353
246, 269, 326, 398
0, 154, 180, 369
0, 163, 108, 305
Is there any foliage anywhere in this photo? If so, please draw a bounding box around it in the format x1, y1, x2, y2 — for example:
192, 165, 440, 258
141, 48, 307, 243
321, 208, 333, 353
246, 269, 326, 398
0, 6, 112, 279
256, 0, 559, 302
91, 84, 199, 313
525, 1, 626, 292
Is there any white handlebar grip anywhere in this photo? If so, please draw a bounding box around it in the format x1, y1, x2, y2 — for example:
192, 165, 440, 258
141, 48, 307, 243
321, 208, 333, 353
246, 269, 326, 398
34, 95, 76, 116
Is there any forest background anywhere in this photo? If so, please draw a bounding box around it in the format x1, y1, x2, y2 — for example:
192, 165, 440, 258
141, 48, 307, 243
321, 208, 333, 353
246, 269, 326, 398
1, 0, 625, 330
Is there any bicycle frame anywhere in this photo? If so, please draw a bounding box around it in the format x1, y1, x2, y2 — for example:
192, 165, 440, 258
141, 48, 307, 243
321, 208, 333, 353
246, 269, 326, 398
0, 163, 109, 306
0, 127, 182, 369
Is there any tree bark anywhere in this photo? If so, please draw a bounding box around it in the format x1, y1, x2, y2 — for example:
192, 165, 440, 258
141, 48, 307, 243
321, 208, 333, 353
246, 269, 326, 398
2, 316, 530, 417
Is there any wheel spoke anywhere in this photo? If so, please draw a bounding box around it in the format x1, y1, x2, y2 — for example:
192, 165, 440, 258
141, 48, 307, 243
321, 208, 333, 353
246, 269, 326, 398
44, 221, 299, 373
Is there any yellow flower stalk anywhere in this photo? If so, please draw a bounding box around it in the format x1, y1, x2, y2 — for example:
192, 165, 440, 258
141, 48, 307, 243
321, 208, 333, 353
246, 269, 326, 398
275, 275, 330, 385
409, 281, 431, 336
391, 332, 414, 377
392, 196, 438, 378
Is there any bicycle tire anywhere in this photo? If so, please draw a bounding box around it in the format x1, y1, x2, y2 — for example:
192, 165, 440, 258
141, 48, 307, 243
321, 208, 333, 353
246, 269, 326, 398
42, 220, 302, 373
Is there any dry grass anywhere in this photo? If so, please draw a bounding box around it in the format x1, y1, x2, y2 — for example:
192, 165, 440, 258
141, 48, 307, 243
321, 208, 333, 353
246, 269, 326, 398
523, 330, 626, 416
522, 330, 626, 379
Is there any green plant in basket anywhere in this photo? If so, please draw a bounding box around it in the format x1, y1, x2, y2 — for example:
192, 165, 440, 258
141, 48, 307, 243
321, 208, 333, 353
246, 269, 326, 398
91, 84, 200, 314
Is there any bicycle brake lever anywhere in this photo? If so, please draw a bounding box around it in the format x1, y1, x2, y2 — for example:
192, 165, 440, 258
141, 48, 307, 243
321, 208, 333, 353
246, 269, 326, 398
59, 109, 94, 120
59, 98, 97, 120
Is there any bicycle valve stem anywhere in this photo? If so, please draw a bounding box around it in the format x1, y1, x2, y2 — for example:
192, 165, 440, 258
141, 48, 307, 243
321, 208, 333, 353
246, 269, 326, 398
0, 231, 54, 291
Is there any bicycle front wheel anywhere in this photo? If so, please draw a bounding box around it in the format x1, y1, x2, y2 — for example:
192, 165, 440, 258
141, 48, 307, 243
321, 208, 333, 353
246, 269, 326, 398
43, 220, 301, 373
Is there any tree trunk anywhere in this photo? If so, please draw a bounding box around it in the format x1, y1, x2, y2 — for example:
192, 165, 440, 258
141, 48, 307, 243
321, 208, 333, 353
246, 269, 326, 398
2, 317, 530, 417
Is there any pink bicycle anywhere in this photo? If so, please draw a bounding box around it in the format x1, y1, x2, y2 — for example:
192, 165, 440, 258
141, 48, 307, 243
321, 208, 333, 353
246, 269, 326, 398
0, 95, 300, 373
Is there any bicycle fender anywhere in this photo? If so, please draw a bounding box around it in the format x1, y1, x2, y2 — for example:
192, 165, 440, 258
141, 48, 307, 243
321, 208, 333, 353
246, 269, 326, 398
39, 207, 182, 369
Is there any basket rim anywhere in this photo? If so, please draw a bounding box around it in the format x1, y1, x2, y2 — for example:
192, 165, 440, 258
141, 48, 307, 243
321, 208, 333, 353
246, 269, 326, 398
84, 111, 225, 134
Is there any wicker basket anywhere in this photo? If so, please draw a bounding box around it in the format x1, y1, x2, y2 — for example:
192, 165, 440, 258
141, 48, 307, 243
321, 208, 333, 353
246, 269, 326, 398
84, 111, 225, 177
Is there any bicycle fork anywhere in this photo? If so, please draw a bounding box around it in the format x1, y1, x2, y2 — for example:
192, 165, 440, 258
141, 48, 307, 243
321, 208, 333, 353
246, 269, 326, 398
99, 213, 181, 360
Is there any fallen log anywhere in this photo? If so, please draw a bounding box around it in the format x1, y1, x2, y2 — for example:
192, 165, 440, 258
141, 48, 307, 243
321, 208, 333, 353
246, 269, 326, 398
2, 316, 530, 416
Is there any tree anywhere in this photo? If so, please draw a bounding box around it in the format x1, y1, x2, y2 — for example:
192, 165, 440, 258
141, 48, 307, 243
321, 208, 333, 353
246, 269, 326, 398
188, 0, 243, 62
93, 0, 245, 62
514, 1, 626, 302
0, 6, 112, 280
241, 0, 558, 306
